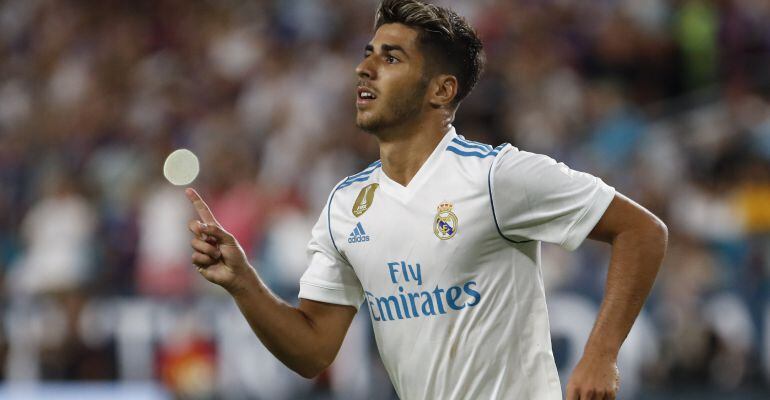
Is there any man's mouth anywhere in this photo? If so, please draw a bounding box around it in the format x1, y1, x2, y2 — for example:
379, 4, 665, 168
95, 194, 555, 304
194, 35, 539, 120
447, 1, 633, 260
357, 86, 378, 106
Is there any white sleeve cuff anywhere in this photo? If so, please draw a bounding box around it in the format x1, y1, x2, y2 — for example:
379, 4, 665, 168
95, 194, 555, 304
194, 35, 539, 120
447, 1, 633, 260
561, 182, 615, 251
298, 280, 363, 310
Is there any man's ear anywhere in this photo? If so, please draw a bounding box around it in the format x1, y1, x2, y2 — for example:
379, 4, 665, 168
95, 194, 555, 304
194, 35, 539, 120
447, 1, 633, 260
428, 74, 458, 108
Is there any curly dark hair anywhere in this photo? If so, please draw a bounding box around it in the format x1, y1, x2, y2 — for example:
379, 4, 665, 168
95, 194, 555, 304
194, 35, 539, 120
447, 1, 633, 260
374, 0, 485, 105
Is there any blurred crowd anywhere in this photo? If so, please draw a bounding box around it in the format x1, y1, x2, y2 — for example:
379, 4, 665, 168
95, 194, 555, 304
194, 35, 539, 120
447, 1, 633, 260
1, 0, 769, 398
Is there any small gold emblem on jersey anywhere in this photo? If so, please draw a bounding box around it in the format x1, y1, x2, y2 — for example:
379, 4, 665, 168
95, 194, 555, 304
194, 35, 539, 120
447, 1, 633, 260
352, 183, 379, 217
433, 201, 458, 240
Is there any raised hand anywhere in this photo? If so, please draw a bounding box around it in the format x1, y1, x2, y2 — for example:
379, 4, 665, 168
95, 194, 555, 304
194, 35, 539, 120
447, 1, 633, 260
186, 188, 253, 293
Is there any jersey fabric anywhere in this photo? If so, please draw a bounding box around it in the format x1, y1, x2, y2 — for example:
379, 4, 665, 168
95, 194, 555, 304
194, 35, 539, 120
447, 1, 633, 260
298, 127, 615, 400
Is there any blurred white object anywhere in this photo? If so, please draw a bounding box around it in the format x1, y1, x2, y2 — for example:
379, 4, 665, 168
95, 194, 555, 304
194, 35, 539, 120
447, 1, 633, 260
208, 28, 263, 81
135, 185, 194, 295
0, 80, 31, 129
216, 303, 312, 399
163, 149, 200, 186
10, 185, 95, 295
670, 184, 744, 241
330, 312, 372, 399
47, 56, 91, 108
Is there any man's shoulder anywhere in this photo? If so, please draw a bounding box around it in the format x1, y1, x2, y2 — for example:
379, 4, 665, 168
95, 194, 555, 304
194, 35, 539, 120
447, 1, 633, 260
444, 135, 512, 168
441, 135, 516, 187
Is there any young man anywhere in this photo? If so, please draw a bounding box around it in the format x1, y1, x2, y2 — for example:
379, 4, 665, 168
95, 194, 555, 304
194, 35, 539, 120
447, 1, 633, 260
185, 0, 668, 399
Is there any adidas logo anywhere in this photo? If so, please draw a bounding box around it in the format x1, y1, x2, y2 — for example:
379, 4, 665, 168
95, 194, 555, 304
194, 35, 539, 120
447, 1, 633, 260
348, 222, 370, 244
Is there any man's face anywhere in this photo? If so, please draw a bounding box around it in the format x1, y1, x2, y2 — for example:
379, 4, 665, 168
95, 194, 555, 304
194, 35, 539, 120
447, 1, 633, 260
355, 23, 430, 133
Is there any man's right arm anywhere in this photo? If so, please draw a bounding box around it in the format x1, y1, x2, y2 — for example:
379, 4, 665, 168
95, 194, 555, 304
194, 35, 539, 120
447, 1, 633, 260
226, 268, 357, 378
185, 188, 356, 379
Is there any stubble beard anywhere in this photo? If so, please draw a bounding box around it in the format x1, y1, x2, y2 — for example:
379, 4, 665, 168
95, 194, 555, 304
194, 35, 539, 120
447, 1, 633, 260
356, 79, 428, 135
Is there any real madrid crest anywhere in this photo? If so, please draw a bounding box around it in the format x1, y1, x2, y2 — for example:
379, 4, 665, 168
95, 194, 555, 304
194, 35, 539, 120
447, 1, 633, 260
352, 183, 379, 217
433, 201, 458, 240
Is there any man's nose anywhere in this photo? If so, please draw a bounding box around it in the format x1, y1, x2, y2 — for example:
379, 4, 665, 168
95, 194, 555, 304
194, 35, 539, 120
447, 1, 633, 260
355, 57, 375, 80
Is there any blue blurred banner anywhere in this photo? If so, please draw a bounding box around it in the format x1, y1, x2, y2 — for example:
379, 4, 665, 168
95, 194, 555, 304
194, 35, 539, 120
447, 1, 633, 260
0, 382, 170, 400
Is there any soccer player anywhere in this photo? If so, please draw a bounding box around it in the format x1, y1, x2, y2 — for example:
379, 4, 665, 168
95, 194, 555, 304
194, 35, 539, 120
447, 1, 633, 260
185, 0, 668, 399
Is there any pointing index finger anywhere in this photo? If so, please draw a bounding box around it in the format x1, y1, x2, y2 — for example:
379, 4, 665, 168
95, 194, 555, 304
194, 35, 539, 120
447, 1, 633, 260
185, 188, 219, 225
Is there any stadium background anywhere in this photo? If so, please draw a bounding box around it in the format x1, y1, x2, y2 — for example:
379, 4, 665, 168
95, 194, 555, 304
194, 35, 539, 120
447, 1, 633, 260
1, 0, 769, 398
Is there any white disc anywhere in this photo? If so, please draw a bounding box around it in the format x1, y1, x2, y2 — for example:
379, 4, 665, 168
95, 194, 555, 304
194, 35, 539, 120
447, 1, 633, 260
163, 148, 200, 186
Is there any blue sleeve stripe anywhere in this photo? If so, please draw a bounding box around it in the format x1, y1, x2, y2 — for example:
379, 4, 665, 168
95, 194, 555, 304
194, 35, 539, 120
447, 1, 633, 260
446, 146, 500, 158
338, 175, 374, 189
452, 137, 492, 151
347, 160, 382, 180
339, 161, 382, 189
486, 147, 533, 245
343, 173, 373, 184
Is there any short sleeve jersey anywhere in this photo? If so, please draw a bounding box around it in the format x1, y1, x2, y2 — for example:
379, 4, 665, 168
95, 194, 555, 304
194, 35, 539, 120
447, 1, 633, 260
299, 127, 615, 400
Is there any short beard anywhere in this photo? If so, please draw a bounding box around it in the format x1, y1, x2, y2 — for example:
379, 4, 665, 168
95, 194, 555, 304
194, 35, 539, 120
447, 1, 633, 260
356, 78, 429, 134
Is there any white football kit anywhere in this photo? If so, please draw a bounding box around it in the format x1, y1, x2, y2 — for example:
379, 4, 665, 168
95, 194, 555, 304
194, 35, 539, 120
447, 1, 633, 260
299, 127, 615, 399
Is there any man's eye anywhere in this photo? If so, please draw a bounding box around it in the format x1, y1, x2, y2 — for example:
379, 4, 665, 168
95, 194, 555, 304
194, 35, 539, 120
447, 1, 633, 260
385, 56, 398, 64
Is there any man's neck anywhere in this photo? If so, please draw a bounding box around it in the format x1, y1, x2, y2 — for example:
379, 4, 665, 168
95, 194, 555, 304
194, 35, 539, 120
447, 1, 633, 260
376, 119, 450, 187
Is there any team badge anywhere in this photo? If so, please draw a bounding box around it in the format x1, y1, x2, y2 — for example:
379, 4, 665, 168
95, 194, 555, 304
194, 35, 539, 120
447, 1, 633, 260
352, 183, 379, 217
433, 201, 458, 240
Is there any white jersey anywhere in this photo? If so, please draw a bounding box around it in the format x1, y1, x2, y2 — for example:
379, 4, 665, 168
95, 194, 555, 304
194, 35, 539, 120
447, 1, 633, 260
299, 127, 615, 399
